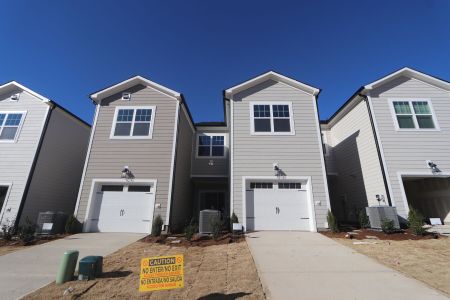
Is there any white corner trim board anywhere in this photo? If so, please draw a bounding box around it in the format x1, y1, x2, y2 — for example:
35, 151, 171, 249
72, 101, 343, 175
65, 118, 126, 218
165, 101, 180, 226
74, 104, 100, 216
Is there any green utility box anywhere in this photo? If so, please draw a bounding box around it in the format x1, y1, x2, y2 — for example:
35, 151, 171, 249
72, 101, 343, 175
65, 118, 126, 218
78, 256, 103, 280
56, 250, 79, 284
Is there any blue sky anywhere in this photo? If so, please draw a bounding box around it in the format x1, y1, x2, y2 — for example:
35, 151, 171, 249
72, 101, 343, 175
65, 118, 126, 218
1, 0, 449, 124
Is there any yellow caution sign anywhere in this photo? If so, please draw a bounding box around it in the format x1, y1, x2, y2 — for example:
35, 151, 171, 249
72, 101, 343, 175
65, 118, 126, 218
139, 255, 184, 292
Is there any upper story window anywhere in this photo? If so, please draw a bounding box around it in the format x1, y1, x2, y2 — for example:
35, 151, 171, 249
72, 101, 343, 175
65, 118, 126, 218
110, 106, 155, 139
250, 102, 295, 135
197, 134, 225, 158
391, 100, 438, 130
0, 112, 25, 142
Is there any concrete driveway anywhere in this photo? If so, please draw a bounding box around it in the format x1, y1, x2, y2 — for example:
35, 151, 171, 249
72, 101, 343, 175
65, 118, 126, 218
246, 231, 449, 300
0, 233, 145, 300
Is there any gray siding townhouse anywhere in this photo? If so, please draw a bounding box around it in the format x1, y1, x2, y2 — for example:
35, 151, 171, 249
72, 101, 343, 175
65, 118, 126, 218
76, 71, 330, 234
322, 68, 450, 225
0, 81, 90, 228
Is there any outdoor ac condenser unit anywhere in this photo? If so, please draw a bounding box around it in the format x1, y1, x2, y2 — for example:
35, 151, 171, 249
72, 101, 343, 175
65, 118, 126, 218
199, 210, 220, 234
36, 211, 68, 235
366, 206, 400, 229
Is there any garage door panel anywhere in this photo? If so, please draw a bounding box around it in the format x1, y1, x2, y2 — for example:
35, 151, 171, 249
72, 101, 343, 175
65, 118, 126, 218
246, 181, 311, 231
90, 184, 155, 233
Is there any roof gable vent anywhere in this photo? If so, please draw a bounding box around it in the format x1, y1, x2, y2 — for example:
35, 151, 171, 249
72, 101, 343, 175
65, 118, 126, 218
10, 93, 20, 101
121, 92, 131, 101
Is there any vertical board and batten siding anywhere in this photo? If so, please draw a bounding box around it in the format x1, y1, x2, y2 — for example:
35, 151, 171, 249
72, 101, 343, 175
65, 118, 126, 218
370, 76, 450, 218
0, 89, 48, 225
326, 100, 386, 221
20, 108, 90, 224
191, 127, 229, 176
231, 80, 329, 228
170, 106, 194, 230
76, 84, 177, 225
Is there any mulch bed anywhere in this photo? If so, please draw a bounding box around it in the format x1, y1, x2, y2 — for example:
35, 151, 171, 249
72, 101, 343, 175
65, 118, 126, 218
141, 232, 245, 247
0, 234, 69, 247
320, 228, 443, 241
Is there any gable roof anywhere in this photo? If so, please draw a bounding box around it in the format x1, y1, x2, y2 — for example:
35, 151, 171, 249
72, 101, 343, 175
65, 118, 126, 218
0, 81, 90, 127
90, 75, 182, 103
322, 67, 450, 127
224, 71, 321, 98
363, 67, 450, 92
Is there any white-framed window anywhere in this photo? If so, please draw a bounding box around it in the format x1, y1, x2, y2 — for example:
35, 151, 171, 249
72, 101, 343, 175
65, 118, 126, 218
121, 92, 131, 101
0, 111, 26, 142
250, 102, 295, 135
110, 106, 156, 139
278, 182, 302, 189
196, 133, 226, 158
390, 99, 439, 130
250, 182, 273, 189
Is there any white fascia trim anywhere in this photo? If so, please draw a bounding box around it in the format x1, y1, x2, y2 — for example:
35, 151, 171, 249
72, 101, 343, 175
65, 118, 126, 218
312, 95, 331, 214
229, 98, 234, 217
397, 171, 450, 217
241, 176, 317, 232
90, 76, 182, 103
388, 98, 440, 131
366, 95, 396, 207
109, 106, 156, 139
249, 101, 296, 136
0, 182, 13, 225
74, 104, 100, 217
0, 81, 51, 103
225, 71, 320, 97
364, 67, 450, 92
165, 101, 180, 226
82, 178, 158, 232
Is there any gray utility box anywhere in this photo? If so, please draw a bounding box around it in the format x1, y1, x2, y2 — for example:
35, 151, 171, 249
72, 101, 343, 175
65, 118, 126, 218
199, 210, 220, 234
366, 206, 400, 229
36, 211, 68, 235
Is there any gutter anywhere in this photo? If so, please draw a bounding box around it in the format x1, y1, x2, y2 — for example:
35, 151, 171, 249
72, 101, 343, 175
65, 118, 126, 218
14, 105, 54, 228
362, 95, 393, 206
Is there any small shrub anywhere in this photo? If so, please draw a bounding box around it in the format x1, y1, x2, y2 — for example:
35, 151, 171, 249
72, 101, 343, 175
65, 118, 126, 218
381, 218, 395, 234
408, 208, 426, 235
230, 212, 239, 231
65, 215, 82, 234
327, 210, 339, 233
358, 209, 370, 229
210, 215, 222, 240
1, 219, 15, 241
18, 217, 37, 245
151, 215, 164, 236
184, 219, 198, 241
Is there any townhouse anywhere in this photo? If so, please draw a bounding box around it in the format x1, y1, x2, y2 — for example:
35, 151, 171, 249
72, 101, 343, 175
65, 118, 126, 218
0, 81, 90, 227
322, 68, 450, 225
75, 71, 331, 233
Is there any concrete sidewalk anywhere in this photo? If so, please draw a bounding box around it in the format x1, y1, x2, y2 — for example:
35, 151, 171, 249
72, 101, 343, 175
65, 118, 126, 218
246, 231, 449, 300
0, 233, 145, 300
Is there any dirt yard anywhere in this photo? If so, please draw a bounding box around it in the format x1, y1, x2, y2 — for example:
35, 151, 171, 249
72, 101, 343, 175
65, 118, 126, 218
335, 236, 450, 296
23, 238, 265, 300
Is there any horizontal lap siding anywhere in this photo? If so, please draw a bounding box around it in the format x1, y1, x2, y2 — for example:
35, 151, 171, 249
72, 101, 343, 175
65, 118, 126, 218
191, 127, 229, 176
232, 80, 328, 229
76, 85, 176, 224
20, 108, 90, 224
372, 77, 450, 217
170, 107, 194, 230
0, 90, 48, 225
327, 100, 386, 221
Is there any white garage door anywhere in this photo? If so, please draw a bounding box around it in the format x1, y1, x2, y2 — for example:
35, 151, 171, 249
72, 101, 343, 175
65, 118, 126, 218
89, 184, 155, 233
246, 181, 311, 231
